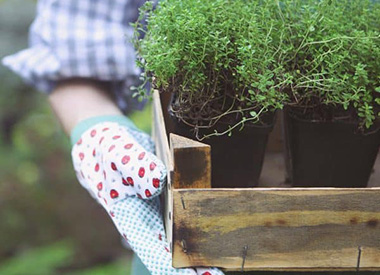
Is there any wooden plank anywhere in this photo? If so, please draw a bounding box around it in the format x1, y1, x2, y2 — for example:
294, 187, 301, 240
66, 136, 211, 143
152, 90, 174, 251
153, 89, 173, 174
170, 134, 211, 189
172, 188, 380, 271
159, 90, 175, 138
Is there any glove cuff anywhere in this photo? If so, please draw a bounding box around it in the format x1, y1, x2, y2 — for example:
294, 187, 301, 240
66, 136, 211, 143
70, 115, 138, 146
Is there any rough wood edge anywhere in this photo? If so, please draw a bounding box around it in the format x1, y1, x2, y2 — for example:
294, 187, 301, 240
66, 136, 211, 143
152, 90, 174, 252
170, 134, 211, 189
152, 90, 173, 172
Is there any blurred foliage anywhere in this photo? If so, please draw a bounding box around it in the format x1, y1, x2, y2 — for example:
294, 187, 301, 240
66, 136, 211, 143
0, 240, 131, 275
130, 103, 152, 134
0, 0, 151, 273
73, 257, 131, 275
0, 241, 74, 275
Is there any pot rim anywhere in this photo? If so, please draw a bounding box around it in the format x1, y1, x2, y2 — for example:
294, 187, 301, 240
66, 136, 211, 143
284, 106, 380, 131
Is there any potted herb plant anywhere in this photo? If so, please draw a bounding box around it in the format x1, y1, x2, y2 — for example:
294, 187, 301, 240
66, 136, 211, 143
275, 0, 380, 187
132, 0, 289, 188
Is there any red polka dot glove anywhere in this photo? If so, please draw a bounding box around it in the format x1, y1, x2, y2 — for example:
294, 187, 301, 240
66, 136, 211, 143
72, 120, 165, 203
71, 116, 224, 275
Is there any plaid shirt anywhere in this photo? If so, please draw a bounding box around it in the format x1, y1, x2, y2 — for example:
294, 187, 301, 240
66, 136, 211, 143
2, 0, 149, 111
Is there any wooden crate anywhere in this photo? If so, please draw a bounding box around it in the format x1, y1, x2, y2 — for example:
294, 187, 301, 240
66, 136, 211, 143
152, 90, 380, 272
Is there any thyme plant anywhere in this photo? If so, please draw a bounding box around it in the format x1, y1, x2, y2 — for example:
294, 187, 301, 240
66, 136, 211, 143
133, 0, 288, 138
133, 0, 380, 134
273, 0, 380, 129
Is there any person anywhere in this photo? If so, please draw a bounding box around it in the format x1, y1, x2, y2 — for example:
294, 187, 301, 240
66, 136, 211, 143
2, 1, 223, 274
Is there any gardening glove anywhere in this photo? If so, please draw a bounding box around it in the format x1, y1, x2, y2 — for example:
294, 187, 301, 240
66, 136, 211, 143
71, 115, 224, 275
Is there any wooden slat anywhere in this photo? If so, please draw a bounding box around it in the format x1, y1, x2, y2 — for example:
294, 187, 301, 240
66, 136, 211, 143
159, 90, 175, 137
172, 188, 380, 271
152, 90, 174, 251
153, 90, 173, 173
170, 134, 211, 189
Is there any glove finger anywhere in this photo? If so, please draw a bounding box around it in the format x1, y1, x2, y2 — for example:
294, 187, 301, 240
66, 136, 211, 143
103, 127, 166, 200
110, 197, 197, 275
72, 123, 136, 208
72, 139, 107, 205
125, 127, 156, 154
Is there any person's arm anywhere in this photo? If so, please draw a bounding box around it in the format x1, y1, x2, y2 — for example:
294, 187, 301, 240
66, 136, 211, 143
52, 83, 223, 274
48, 78, 122, 135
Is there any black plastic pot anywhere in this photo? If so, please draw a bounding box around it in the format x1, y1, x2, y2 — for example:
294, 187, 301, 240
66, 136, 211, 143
169, 110, 276, 188
283, 107, 380, 187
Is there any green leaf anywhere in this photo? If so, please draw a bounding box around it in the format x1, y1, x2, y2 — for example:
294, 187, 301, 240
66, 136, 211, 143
250, 111, 257, 117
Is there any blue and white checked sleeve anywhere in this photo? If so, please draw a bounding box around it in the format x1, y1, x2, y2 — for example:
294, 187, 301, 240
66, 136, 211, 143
2, 0, 146, 110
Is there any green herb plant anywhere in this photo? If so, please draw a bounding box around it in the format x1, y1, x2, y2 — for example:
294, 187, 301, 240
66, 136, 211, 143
132, 0, 289, 139
133, 0, 379, 134
273, 0, 380, 130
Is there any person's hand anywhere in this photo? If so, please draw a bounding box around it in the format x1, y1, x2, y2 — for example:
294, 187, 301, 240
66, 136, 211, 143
71, 120, 166, 203
71, 118, 224, 275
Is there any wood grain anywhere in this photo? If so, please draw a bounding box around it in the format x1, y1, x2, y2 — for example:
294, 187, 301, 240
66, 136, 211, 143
153, 90, 174, 251
159, 90, 175, 137
170, 134, 211, 189
153, 90, 173, 174
172, 188, 380, 271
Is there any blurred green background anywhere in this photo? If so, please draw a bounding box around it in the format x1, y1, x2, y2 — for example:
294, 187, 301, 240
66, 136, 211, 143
0, 1, 151, 274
